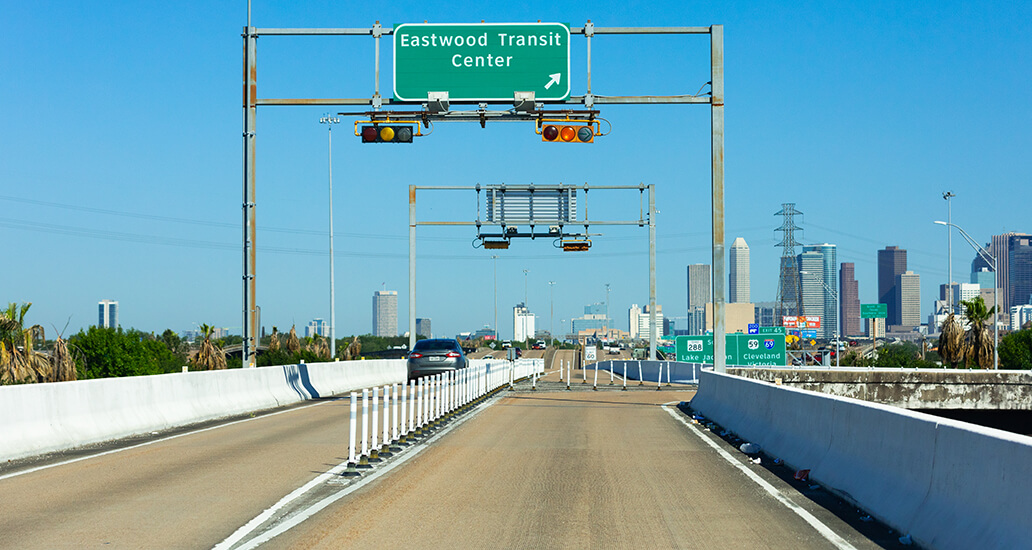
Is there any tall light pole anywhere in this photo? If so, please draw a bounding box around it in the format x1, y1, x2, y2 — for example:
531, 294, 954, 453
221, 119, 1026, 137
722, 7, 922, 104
492, 255, 499, 343
800, 270, 840, 367
548, 281, 556, 346
934, 221, 998, 370
523, 269, 530, 308
604, 283, 611, 334
943, 191, 955, 314
320, 114, 340, 359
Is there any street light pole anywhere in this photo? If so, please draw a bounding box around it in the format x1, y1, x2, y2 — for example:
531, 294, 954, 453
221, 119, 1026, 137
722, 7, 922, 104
320, 114, 340, 359
943, 191, 955, 314
934, 221, 998, 369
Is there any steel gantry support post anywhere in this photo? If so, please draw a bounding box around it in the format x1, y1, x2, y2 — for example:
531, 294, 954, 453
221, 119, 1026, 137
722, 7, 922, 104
710, 25, 726, 373
242, 24, 258, 367
409, 185, 417, 352
649, 184, 657, 360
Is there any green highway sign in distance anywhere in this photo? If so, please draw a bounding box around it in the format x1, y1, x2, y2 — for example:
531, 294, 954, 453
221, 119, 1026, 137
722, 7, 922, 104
675, 334, 787, 366
861, 303, 888, 319
393, 23, 571, 102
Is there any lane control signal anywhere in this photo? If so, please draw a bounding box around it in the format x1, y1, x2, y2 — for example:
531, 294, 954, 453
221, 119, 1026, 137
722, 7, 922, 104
359, 124, 415, 143
541, 124, 594, 143
562, 239, 591, 251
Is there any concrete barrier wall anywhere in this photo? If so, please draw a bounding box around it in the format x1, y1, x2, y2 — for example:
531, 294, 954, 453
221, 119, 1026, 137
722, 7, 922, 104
593, 360, 702, 384
690, 370, 1032, 550
0, 360, 406, 462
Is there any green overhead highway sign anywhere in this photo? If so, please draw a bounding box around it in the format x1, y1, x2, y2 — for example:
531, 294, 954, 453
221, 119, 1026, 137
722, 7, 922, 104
393, 22, 571, 102
861, 303, 888, 319
675, 333, 787, 366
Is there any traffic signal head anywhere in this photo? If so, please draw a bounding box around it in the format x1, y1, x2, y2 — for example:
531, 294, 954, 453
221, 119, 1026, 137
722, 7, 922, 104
360, 124, 414, 143
541, 124, 594, 143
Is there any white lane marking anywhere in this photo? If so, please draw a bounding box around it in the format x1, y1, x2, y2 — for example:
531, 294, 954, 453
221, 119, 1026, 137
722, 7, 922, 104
215, 393, 501, 550
662, 405, 859, 550
0, 400, 334, 482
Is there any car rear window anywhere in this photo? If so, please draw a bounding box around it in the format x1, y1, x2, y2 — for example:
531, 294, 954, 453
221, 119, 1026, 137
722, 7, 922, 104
413, 339, 460, 352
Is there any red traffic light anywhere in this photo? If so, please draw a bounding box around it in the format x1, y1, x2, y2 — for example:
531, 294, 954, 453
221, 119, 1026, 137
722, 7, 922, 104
360, 125, 414, 143
541, 124, 594, 143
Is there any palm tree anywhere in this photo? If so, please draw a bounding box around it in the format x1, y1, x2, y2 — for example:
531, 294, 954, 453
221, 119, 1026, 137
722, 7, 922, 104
192, 324, 227, 370
939, 312, 965, 368
961, 296, 995, 369
0, 302, 50, 384
286, 325, 300, 354
268, 326, 281, 352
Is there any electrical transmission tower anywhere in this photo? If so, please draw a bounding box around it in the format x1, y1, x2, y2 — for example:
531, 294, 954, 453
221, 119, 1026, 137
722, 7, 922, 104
774, 203, 803, 324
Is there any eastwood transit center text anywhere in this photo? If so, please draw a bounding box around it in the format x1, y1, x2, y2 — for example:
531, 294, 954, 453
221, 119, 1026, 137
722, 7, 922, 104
398, 31, 564, 68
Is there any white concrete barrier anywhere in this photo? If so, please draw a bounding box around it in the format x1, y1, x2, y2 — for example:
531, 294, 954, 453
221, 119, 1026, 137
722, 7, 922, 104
0, 360, 405, 462
690, 370, 1032, 550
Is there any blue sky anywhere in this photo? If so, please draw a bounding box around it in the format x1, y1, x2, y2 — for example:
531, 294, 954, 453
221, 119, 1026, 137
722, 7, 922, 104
3, 1, 1029, 340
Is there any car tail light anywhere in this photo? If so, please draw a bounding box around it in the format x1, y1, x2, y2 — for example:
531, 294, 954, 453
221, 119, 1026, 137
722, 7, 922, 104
409, 352, 423, 358
446, 351, 461, 358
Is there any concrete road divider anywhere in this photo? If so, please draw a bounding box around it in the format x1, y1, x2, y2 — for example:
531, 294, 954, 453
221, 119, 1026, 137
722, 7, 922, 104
690, 369, 1032, 550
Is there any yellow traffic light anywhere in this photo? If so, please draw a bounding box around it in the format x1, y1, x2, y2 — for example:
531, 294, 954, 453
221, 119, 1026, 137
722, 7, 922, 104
541, 123, 594, 143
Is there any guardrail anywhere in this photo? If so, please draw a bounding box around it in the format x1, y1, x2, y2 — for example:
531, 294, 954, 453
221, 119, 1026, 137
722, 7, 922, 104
343, 358, 544, 475
689, 369, 1032, 550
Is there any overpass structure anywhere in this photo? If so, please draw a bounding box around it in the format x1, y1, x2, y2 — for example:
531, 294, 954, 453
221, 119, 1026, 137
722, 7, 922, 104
2, 353, 1030, 549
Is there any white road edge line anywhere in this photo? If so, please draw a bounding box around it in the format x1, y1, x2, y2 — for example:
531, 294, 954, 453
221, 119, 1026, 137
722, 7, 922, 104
214, 392, 502, 550
0, 399, 334, 483
661, 404, 859, 550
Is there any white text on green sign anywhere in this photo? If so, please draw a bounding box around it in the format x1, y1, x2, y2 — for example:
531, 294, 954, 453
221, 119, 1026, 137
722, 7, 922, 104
393, 23, 571, 102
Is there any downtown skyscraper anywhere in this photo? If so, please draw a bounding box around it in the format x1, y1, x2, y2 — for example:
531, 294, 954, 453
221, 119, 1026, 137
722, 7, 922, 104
878, 246, 908, 327
729, 237, 750, 303
840, 262, 861, 337
372, 290, 398, 337
800, 243, 838, 339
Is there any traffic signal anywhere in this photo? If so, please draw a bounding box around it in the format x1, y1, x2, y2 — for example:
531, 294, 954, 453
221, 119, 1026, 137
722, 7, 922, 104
561, 239, 591, 251
541, 124, 594, 143
360, 124, 414, 143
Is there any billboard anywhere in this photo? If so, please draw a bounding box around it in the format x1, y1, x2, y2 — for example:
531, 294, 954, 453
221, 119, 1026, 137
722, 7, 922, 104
782, 315, 821, 329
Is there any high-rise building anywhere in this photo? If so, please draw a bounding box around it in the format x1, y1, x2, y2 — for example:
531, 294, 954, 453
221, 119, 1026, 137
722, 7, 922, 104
630, 304, 664, 340
687, 306, 707, 336
687, 264, 711, 310
989, 233, 1032, 313
840, 263, 860, 337
897, 271, 921, 328
305, 318, 329, 338
416, 318, 432, 338
729, 237, 750, 303
801, 243, 838, 339
513, 303, 534, 342
372, 290, 398, 337
878, 246, 908, 326
1008, 235, 1032, 309
98, 299, 118, 329
628, 304, 641, 339
971, 267, 995, 289
798, 250, 825, 322
754, 302, 776, 327
1011, 305, 1032, 330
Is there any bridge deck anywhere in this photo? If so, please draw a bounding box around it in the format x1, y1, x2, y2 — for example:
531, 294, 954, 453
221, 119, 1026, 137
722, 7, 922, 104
1, 367, 889, 548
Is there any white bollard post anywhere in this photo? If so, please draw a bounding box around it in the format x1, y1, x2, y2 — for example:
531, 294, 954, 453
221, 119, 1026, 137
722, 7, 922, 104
392, 384, 399, 441
343, 392, 360, 477
657, 361, 663, 391
559, 360, 563, 381
622, 361, 627, 391
399, 382, 408, 442
666, 362, 672, 386
593, 363, 598, 391
609, 362, 614, 385
348, 392, 357, 464
638, 360, 644, 386
370, 387, 380, 461
409, 380, 416, 434
416, 378, 423, 432
382, 384, 391, 454
358, 389, 371, 468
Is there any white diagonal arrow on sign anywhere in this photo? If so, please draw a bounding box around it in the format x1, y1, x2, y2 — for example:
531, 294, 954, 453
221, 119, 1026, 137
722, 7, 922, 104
544, 73, 561, 90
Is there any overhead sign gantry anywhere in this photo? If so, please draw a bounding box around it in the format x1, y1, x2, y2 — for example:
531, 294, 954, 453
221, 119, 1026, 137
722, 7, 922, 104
241, 15, 724, 371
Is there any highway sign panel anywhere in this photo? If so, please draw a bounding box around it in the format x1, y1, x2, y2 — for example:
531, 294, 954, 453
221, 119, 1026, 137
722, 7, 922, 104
675, 334, 786, 366
861, 303, 888, 319
394, 22, 571, 102
748, 323, 759, 334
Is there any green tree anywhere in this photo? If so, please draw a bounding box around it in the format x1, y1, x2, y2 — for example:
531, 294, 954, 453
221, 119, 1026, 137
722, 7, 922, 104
70, 327, 183, 378
872, 342, 939, 369
960, 296, 996, 369
998, 329, 1032, 370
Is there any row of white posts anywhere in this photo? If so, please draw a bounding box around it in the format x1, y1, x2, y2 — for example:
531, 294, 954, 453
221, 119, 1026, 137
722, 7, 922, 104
557, 360, 675, 391
343, 360, 541, 477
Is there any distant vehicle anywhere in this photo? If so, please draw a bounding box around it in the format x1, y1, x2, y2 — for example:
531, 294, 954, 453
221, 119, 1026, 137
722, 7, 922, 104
514, 347, 522, 358
502, 341, 512, 348
533, 341, 546, 350
608, 347, 620, 355
407, 338, 467, 380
